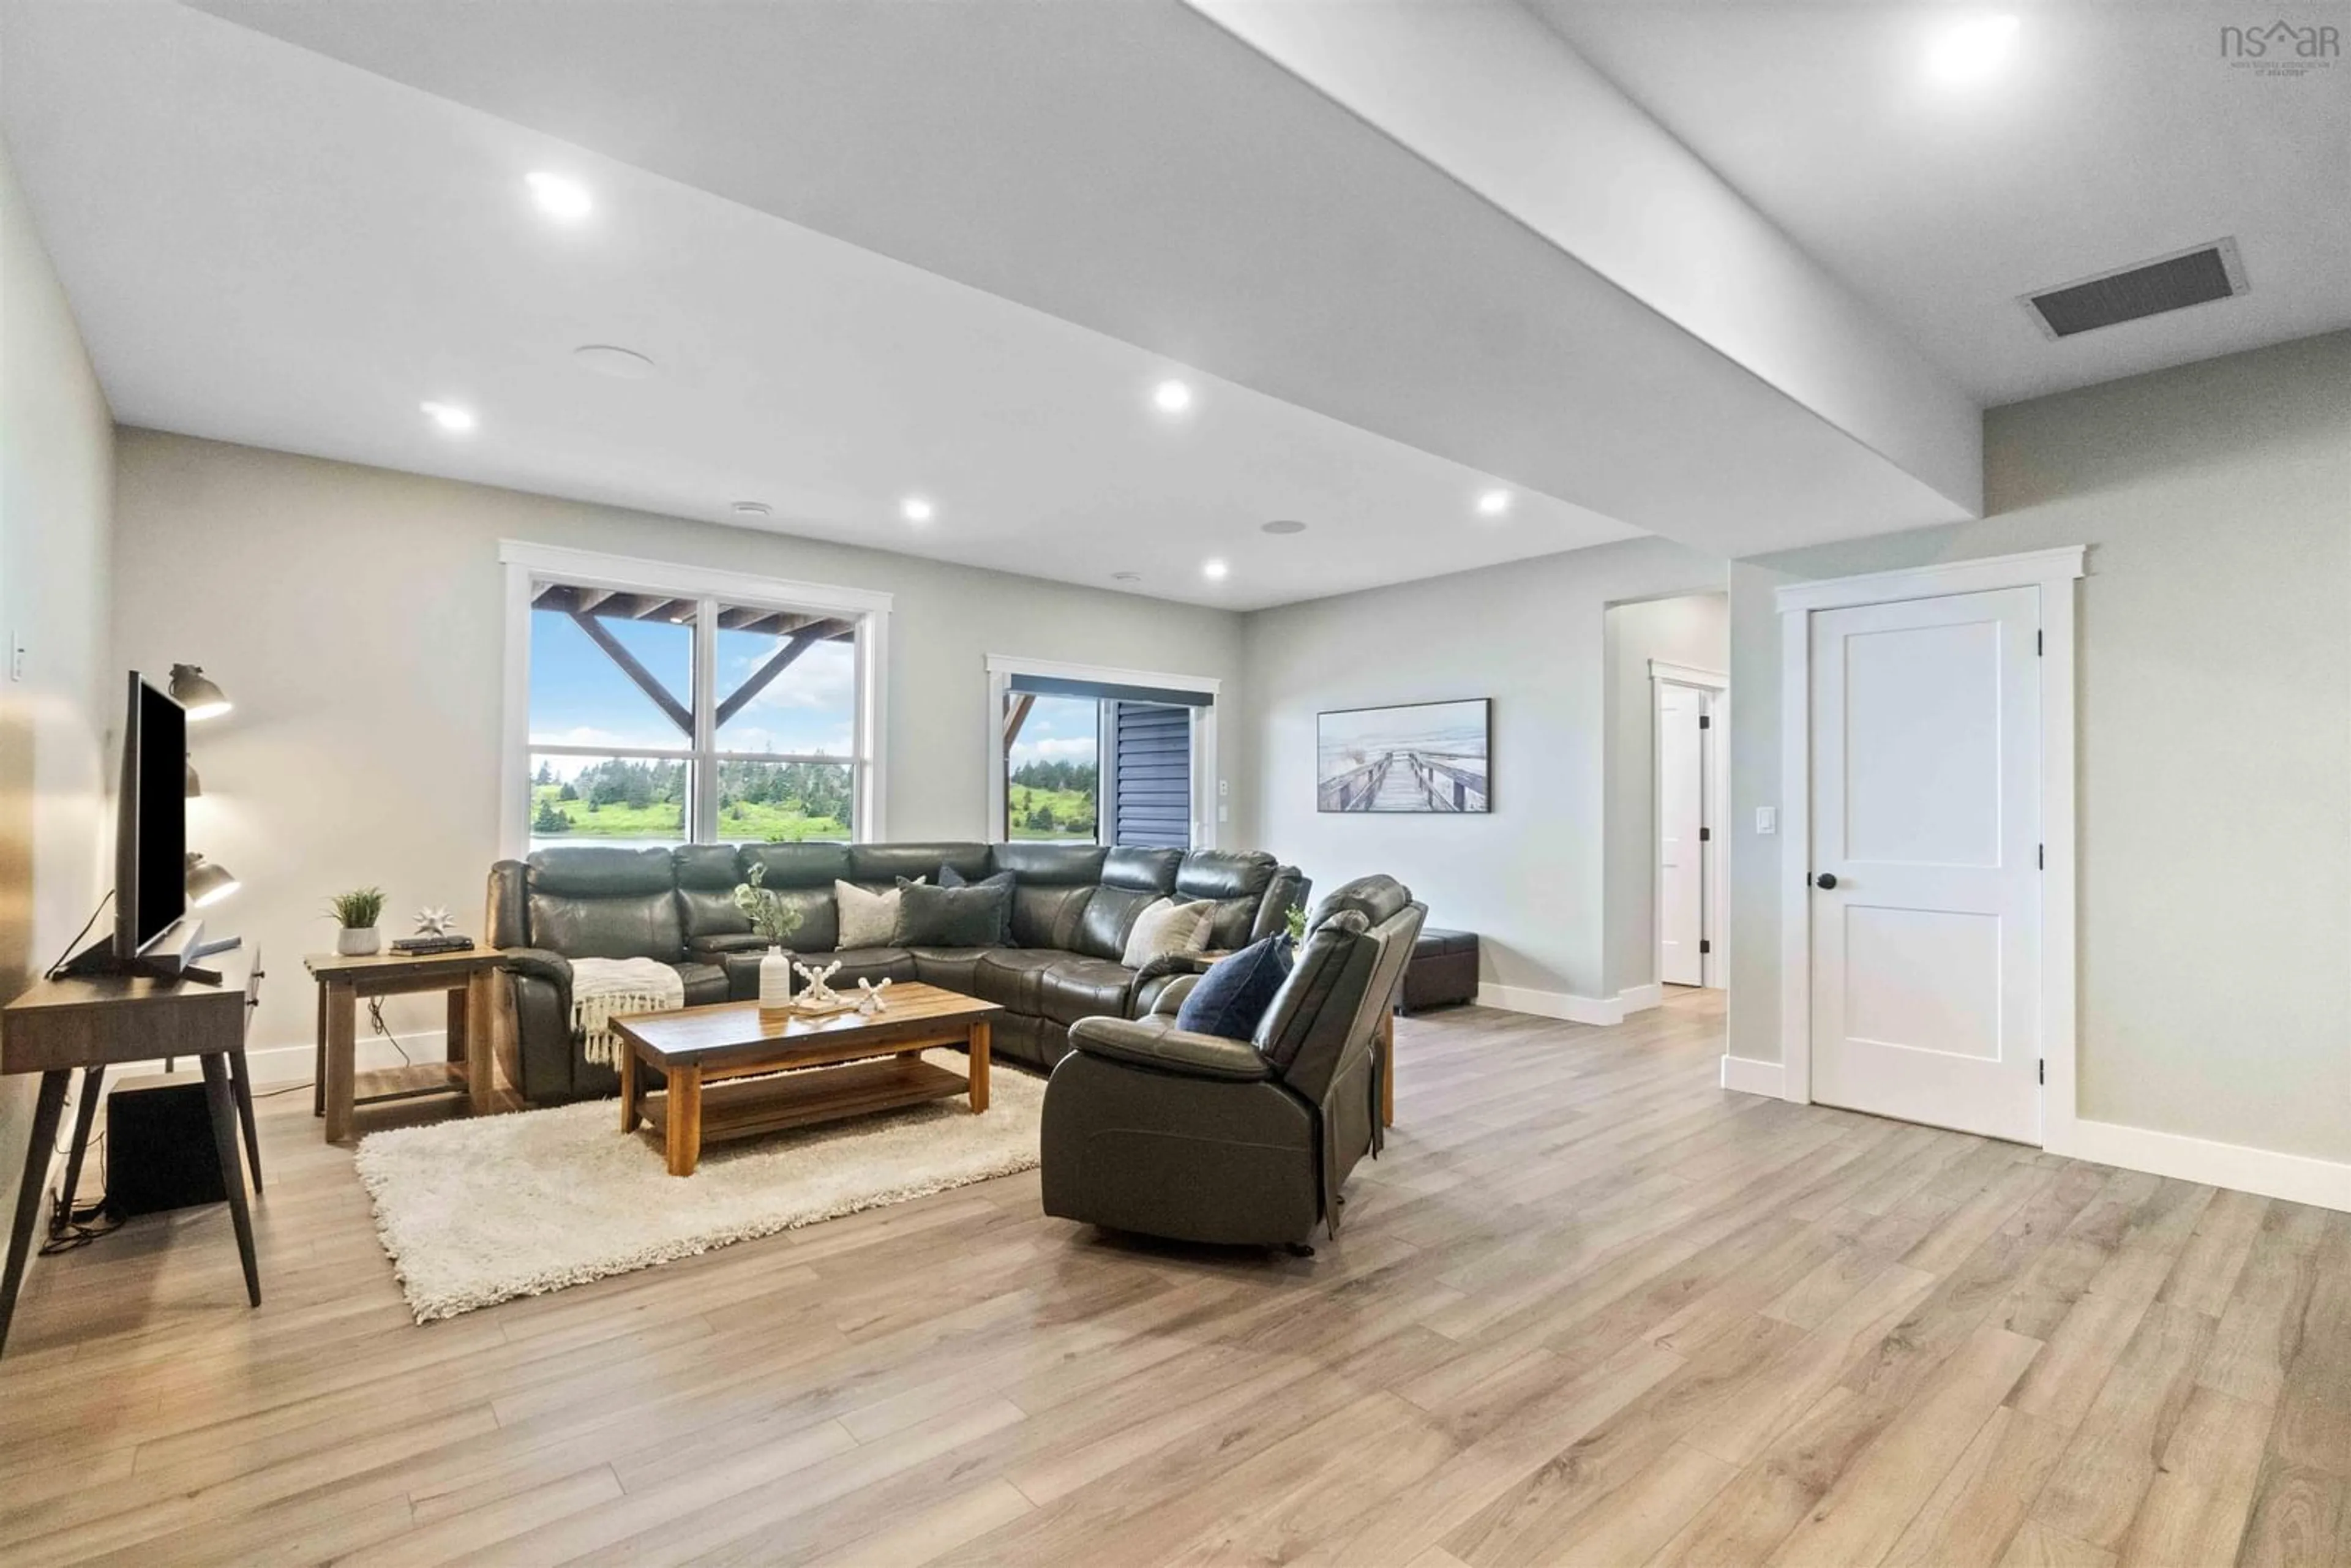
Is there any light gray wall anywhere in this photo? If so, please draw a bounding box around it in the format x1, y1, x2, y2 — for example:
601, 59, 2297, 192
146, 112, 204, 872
113, 431, 1247, 1054
0, 132, 115, 1218
1602, 593, 1728, 996
1235, 537, 1727, 1004
1725, 331, 2351, 1166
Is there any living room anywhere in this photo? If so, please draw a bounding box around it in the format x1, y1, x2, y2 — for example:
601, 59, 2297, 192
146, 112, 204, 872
2, 2, 2347, 1564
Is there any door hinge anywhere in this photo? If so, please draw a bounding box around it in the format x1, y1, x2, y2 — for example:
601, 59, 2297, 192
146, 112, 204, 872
2038, 1059, 2045, 1085
1698, 827, 1712, 842
2036, 629, 2044, 656
1699, 939, 1712, 955
1698, 713, 1711, 729
2038, 843, 2044, 869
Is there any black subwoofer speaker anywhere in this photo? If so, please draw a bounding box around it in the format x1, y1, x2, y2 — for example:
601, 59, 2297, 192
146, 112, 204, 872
105, 1074, 227, 1216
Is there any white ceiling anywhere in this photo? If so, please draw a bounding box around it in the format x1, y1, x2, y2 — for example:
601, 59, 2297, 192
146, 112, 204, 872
1, 1, 1654, 611
6, 1, 2333, 612
1529, 1, 2351, 406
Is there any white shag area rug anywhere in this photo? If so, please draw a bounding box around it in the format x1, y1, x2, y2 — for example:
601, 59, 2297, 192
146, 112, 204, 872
354, 1049, 1043, 1322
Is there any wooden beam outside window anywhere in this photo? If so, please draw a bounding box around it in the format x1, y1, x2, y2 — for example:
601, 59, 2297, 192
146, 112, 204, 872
567, 610, 692, 736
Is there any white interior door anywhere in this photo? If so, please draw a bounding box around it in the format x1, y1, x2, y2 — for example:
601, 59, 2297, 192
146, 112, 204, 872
1810, 586, 2042, 1144
1657, 684, 1706, 986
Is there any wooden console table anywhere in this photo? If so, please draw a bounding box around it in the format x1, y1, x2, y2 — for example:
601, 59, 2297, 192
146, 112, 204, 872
304, 948, 513, 1142
1, 953, 263, 1358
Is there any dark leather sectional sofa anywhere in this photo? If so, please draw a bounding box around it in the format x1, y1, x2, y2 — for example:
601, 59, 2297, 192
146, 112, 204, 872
486, 841, 1309, 1105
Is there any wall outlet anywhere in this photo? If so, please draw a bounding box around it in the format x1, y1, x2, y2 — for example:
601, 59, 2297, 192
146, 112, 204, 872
1218, 778, 1228, 797
8, 630, 24, 682
1755, 806, 1777, 835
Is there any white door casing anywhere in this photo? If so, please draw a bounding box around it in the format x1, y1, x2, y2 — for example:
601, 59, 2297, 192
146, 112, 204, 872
1659, 683, 1706, 986
1652, 660, 1728, 991
1809, 585, 2043, 1144
1775, 546, 2083, 1152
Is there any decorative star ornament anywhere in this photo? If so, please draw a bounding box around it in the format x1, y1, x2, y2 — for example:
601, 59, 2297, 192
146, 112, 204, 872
413, 906, 456, 937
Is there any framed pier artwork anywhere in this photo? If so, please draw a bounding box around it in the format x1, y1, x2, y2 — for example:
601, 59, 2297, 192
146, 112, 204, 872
1316, 699, 1490, 814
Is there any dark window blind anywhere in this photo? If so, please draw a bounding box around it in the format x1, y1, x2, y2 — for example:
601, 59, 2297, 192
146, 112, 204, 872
1112, 702, 1191, 849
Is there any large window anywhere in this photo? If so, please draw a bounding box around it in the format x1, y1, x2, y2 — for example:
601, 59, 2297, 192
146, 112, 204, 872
506, 546, 887, 853
989, 659, 1215, 850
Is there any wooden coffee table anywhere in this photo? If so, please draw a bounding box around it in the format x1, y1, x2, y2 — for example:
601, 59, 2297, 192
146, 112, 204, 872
612, 983, 1002, 1176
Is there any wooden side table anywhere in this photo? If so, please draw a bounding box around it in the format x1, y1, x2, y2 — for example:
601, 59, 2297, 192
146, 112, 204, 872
302, 949, 514, 1142
2, 953, 263, 1358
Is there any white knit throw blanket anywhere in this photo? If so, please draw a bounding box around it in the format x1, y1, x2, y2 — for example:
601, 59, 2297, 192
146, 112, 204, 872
570, 957, 686, 1067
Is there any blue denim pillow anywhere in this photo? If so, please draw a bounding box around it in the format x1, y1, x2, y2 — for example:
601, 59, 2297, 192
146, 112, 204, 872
1174, 936, 1293, 1042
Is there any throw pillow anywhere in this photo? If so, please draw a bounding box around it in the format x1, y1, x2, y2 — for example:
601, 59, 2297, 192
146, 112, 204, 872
1175, 936, 1294, 1042
910, 869, 1013, 943
894, 878, 1013, 948
834, 877, 918, 950
1120, 896, 1211, 970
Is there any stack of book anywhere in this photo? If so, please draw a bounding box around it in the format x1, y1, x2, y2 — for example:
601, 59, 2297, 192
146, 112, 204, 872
389, 934, 476, 956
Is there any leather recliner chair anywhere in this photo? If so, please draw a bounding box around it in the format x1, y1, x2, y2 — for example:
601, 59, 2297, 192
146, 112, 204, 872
1040, 875, 1428, 1247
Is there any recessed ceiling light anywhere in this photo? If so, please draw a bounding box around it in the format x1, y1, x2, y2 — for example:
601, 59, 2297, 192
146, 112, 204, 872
1152, 380, 1194, 415
574, 344, 655, 378
901, 495, 936, 523
732, 501, 773, 518
1202, 559, 1229, 580
420, 400, 476, 433
1475, 487, 1512, 517
527, 171, 593, 222
1925, 13, 2019, 85
1111, 571, 1142, 583
1261, 519, 1308, 535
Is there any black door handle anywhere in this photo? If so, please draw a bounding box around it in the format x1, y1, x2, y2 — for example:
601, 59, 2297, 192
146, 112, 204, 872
1813, 872, 1839, 890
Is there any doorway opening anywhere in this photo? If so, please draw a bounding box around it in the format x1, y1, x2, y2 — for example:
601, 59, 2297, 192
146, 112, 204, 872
1603, 590, 1729, 1011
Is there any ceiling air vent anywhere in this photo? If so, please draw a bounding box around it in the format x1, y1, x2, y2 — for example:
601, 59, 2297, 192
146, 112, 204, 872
2022, 238, 2248, 339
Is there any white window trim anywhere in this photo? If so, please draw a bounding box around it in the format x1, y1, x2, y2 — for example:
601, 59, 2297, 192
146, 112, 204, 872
500, 540, 892, 857
984, 654, 1221, 850
1772, 545, 2083, 1155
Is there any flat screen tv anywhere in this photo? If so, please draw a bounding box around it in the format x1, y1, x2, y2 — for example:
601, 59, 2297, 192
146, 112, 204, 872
116, 671, 187, 961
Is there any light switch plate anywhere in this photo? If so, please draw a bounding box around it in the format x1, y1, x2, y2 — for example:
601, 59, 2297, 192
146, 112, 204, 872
1755, 806, 1777, 835
8, 631, 23, 683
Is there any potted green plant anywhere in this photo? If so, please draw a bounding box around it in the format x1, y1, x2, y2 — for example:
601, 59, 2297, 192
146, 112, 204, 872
732, 863, 805, 1009
1283, 902, 1309, 945
327, 886, 388, 956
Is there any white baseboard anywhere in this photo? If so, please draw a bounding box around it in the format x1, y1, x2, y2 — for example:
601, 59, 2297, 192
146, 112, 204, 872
1476, 982, 1635, 1027
1719, 1054, 1787, 1098
88, 1034, 427, 1091
1476, 983, 1671, 1026
2069, 1118, 2350, 1214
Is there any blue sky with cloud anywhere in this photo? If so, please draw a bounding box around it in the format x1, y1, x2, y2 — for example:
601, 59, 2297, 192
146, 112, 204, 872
1008, 694, 1098, 770
528, 611, 856, 761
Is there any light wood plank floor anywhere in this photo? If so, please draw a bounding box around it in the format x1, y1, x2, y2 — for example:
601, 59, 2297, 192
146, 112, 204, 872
2, 989, 2345, 1566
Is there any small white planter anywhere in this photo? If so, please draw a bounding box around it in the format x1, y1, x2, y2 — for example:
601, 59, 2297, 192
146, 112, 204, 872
758, 947, 795, 1010
337, 926, 382, 957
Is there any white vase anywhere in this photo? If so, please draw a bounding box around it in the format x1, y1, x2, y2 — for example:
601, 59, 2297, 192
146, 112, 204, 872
337, 926, 381, 957
759, 947, 794, 1010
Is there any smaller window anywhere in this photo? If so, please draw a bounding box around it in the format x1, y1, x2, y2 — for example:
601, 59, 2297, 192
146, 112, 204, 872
992, 667, 1213, 849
